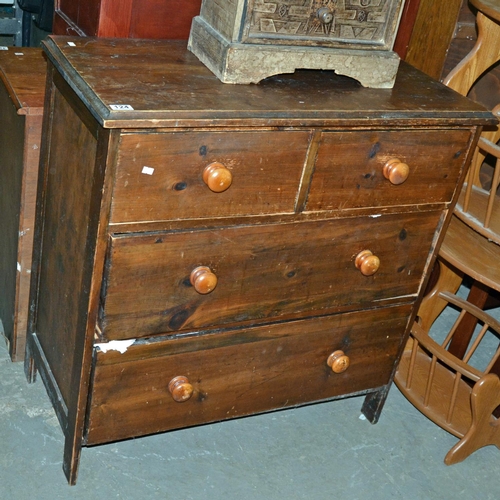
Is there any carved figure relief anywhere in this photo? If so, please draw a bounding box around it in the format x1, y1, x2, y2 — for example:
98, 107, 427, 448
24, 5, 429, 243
248, 0, 394, 44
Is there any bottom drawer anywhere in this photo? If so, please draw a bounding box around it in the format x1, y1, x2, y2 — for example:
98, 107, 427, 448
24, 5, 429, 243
85, 304, 412, 444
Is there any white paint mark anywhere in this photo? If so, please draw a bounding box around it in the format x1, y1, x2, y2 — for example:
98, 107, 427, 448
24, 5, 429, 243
14, 52, 24, 56
95, 339, 135, 354
369, 214, 382, 218
142, 166, 154, 175
17, 262, 21, 272
359, 414, 367, 421
67, 42, 76, 46
110, 104, 134, 111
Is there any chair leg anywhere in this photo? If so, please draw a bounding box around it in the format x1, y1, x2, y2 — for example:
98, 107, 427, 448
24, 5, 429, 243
445, 373, 500, 465
418, 257, 463, 333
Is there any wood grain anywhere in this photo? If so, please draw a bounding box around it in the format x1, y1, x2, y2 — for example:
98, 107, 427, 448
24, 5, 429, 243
0, 49, 45, 361
87, 304, 411, 444
405, 0, 463, 79
306, 129, 472, 212
99, 212, 441, 339
111, 130, 310, 223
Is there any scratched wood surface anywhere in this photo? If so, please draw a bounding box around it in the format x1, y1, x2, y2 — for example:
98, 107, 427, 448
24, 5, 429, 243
25, 37, 495, 484
99, 212, 441, 340
87, 304, 411, 444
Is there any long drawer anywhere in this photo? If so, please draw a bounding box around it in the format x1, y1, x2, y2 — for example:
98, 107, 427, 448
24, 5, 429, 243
98, 212, 441, 339
110, 130, 311, 223
306, 130, 470, 212
86, 304, 411, 445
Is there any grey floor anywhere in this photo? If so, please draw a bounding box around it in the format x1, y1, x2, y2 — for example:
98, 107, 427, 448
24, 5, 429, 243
1, 294, 500, 499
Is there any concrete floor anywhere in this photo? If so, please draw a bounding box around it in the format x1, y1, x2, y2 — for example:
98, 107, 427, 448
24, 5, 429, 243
1, 297, 500, 499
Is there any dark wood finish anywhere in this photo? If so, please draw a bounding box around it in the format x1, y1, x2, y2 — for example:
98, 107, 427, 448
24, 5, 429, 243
0, 48, 46, 361
110, 130, 310, 223
26, 36, 493, 484
393, 0, 422, 59
53, 0, 201, 39
86, 305, 409, 444
306, 130, 472, 211
99, 212, 441, 339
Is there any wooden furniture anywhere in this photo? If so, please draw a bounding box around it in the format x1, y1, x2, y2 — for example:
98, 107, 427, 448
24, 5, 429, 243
0, 47, 46, 361
52, 0, 201, 39
188, 0, 405, 87
395, 0, 500, 464
25, 36, 493, 484
396, 292, 500, 464
402, 0, 464, 80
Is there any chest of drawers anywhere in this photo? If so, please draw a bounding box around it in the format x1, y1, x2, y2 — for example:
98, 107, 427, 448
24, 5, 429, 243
25, 36, 494, 484
0, 48, 46, 361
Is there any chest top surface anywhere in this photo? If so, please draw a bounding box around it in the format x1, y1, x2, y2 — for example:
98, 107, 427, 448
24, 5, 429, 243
42, 36, 494, 129
0, 47, 46, 114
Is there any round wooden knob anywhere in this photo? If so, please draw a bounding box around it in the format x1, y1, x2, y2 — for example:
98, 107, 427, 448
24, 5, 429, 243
190, 266, 218, 294
383, 158, 410, 185
317, 7, 333, 24
327, 350, 350, 374
168, 376, 193, 402
355, 250, 380, 276
203, 162, 233, 192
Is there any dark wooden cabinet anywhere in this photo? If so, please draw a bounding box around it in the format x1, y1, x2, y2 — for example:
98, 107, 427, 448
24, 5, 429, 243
25, 36, 494, 484
0, 48, 46, 361
53, 0, 201, 39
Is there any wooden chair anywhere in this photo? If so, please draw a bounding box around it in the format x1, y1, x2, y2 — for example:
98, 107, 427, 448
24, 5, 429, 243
395, 0, 500, 464
396, 291, 500, 464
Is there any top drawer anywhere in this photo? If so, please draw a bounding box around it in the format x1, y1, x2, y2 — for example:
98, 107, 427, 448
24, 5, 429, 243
110, 130, 310, 223
306, 130, 471, 212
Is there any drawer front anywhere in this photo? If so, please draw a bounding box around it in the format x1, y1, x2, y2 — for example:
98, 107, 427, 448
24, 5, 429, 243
99, 212, 440, 339
110, 131, 310, 223
86, 304, 411, 444
306, 130, 470, 212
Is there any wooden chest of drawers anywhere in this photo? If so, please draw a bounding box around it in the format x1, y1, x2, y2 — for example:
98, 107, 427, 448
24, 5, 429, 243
0, 48, 46, 361
25, 36, 494, 484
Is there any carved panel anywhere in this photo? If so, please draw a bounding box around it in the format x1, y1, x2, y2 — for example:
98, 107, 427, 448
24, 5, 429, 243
245, 0, 403, 47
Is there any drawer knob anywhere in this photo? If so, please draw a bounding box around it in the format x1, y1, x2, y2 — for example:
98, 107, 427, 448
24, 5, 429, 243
383, 158, 410, 185
168, 376, 194, 402
317, 7, 334, 24
190, 266, 218, 294
327, 350, 350, 374
203, 162, 233, 192
355, 250, 380, 276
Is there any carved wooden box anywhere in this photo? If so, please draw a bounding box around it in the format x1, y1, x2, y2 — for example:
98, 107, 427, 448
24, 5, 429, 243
189, 0, 406, 87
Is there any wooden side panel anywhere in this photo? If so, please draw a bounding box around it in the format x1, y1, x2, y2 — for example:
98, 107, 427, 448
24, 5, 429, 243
393, 0, 422, 58
97, 0, 133, 38
12, 114, 43, 361
0, 82, 25, 357
33, 83, 98, 406
405, 0, 463, 79
86, 304, 411, 444
129, 0, 201, 39
54, 0, 201, 39
99, 212, 441, 339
